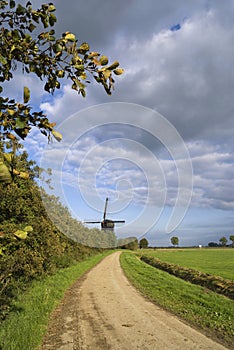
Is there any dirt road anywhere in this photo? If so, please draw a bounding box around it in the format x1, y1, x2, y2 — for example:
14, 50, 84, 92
41, 251, 228, 350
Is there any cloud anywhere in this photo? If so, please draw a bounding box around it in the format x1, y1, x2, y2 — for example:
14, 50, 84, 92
188, 141, 234, 210
116, 10, 234, 140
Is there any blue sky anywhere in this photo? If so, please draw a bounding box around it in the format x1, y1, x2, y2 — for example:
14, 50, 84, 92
8, 0, 234, 246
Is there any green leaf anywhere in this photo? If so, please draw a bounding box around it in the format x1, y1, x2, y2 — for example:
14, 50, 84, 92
81, 89, 86, 97
12, 29, 20, 40
53, 43, 63, 53
24, 86, 30, 103
10, 0, 15, 9
41, 17, 49, 28
0, 161, 12, 184
16, 4, 26, 15
15, 117, 26, 129
0, 54, 7, 65
49, 13, 57, 26
99, 55, 109, 66
28, 23, 36, 32
52, 130, 62, 142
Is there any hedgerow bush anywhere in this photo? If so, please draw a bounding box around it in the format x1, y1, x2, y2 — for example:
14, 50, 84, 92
0, 157, 100, 322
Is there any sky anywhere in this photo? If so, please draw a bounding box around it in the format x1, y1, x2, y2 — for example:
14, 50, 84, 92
7, 0, 234, 247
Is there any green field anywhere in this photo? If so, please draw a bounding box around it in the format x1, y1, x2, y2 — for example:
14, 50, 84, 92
138, 248, 234, 280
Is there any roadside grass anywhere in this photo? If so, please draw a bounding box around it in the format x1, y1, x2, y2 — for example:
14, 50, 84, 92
139, 248, 234, 280
120, 251, 234, 348
0, 251, 112, 350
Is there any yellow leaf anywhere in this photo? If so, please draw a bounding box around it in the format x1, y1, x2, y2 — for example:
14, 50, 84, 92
113, 68, 124, 75
64, 33, 76, 42
24, 226, 33, 232
52, 130, 62, 142
107, 61, 119, 70
24, 86, 30, 103
7, 109, 15, 116
79, 42, 89, 52
18, 171, 29, 179
3, 153, 13, 164
102, 70, 111, 80
87, 52, 99, 59
14, 230, 28, 240
6, 133, 16, 140
12, 169, 20, 175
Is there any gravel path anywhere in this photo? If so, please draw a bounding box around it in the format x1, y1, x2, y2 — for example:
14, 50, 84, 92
40, 251, 228, 350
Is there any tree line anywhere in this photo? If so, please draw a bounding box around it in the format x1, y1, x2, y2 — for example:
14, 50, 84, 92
208, 236, 234, 247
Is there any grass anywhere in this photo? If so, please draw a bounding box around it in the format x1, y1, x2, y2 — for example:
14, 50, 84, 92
120, 251, 234, 349
139, 248, 234, 280
0, 250, 113, 350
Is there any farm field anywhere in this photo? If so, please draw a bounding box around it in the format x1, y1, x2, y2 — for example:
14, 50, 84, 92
138, 248, 234, 281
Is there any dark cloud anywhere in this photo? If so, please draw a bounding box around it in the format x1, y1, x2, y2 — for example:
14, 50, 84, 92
55, 1, 207, 48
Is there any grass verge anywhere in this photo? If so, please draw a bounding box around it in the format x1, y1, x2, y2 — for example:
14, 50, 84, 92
0, 250, 112, 350
120, 251, 234, 349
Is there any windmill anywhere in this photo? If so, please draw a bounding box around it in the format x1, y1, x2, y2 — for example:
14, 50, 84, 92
84, 197, 125, 231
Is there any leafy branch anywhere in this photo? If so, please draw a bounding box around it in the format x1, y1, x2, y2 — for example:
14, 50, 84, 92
0, 1, 123, 140
0, 0, 124, 182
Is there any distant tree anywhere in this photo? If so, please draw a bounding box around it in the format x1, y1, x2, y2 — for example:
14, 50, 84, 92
219, 236, 228, 247
139, 238, 149, 249
208, 242, 219, 247
171, 236, 179, 247
229, 235, 234, 247
118, 237, 138, 250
